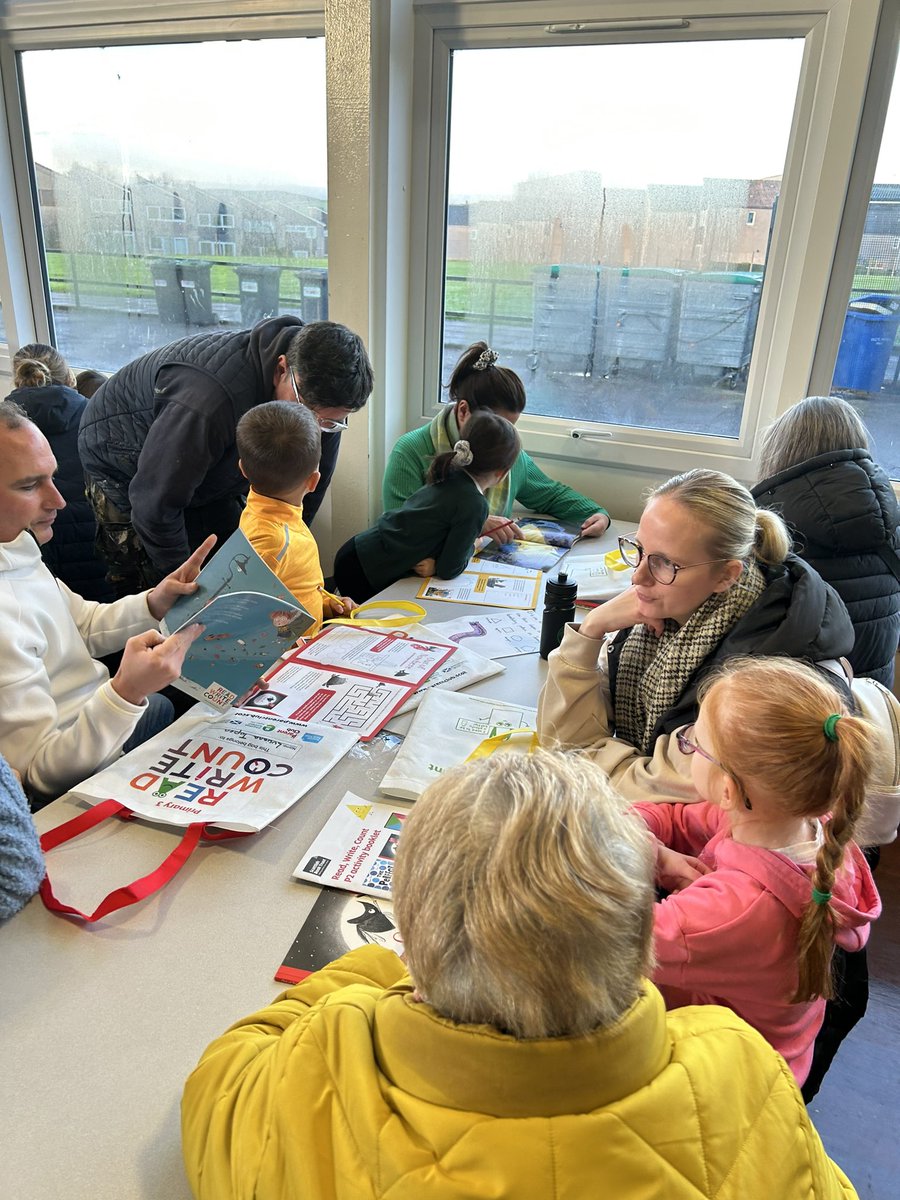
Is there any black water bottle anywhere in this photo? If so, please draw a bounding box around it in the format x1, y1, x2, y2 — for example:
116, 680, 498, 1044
539, 571, 577, 660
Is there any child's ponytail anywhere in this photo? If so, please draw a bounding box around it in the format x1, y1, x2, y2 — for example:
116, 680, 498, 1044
427, 409, 520, 486
793, 713, 872, 1002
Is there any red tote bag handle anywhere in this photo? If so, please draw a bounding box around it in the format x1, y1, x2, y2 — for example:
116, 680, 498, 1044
39, 799, 249, 923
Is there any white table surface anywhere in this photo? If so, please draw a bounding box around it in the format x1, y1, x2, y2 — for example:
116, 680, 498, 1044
0, 520, 625, 1200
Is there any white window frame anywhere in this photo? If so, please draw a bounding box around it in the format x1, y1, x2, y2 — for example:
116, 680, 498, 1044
0, 0, 327, 356
408, 0, 889, 482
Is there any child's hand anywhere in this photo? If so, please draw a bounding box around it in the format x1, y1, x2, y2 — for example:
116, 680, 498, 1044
656, 845, 712, 893
413, 558, 436, 578
482, 515, 521, 544
331, 595, 357, 616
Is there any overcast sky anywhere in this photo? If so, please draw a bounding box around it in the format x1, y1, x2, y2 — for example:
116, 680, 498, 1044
21, 36, 900, 197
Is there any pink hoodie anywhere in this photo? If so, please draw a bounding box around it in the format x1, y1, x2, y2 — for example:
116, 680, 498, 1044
634, 800, 881, 1085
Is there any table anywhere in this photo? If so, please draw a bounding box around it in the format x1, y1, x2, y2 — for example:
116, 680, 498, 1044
0, 521, 625, 1200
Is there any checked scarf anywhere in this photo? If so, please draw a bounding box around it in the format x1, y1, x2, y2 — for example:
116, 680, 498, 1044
614, 561, 767, 753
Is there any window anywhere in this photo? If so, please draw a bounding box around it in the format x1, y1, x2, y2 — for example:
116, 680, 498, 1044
19, 36, 327, 372
829, 50, 900, 478
440, 40, 802, 441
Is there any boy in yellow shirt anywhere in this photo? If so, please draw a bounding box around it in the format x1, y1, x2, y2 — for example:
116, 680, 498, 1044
237, 402, 352, 635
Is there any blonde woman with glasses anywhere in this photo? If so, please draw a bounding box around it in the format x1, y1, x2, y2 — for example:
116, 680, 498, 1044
538, 468, 855, 803
182, 750, 858, 1200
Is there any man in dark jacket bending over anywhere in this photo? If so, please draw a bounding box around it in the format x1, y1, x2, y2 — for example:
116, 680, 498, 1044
78, 317, 373, 591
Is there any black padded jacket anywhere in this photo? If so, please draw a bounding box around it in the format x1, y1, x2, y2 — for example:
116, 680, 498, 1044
753, 450, 900, 687
77, 317, 340, 573
7, 383, 113, 601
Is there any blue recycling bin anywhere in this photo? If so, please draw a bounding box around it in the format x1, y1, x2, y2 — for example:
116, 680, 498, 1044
833, 293, 900, 393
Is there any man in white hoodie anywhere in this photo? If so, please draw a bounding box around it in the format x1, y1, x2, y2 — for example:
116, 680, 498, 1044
0, 400, 208, 803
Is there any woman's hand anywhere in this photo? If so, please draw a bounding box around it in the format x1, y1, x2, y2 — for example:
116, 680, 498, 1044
413, 558, 436, 578
481, 514, 521, 545
578, 587, 665, 640
111, 624, 204, 706
580, 511, 610, 537
655, 845, 713, 892
147, 535, 217, 620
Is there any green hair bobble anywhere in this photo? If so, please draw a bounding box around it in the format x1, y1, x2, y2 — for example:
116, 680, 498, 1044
811, 887, 832, 906
823, 714, 842, 742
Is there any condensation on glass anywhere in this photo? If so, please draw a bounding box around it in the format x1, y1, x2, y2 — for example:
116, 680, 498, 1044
442, 39, 804, 439
829, 52, 900, 480
19, 39, 327, 373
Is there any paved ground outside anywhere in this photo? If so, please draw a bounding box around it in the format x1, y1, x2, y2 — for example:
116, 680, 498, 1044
28, 297, 900, 481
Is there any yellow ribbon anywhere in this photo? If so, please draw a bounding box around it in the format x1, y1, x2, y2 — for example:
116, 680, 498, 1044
465, 727, 540, 762
320, 593, 427, 630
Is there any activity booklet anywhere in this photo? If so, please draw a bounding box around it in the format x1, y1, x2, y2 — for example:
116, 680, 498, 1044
391, 639, 505, 716
238, 624, 456, 740
416, 566, 541, 610
473, 539, 569, 573
424, 609, 542, 658
276, 887, 403, 984
293, 791, 411, 898
71, 705, 357, 833
472, 519, 578, 572
379, 689, 538, 801
161, 528, 315, 712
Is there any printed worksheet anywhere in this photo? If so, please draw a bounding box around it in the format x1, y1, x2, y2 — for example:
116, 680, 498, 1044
416, 568, 541, 609
424, 609, 543, 658
239, 626, 455, 740
296, 625, 453, 684
240, 659, 411, 740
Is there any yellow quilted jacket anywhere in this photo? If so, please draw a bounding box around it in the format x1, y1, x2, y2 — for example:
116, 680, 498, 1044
182, 945, 857, 1200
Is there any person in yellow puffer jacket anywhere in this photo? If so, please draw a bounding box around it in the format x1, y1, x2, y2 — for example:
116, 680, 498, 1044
182, 750, 857, 1200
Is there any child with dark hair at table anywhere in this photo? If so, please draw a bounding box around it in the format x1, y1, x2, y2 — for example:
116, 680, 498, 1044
237, 401, 353, 636
333, 409, 521, 603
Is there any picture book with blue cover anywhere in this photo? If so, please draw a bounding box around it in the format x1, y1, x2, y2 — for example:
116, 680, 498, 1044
161, 528, 314, 711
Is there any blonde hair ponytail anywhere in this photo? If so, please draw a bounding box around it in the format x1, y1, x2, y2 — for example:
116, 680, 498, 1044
754, 508, 793, 565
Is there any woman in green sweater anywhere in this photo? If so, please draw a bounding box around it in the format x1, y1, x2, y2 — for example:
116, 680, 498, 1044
383, 341, 610, 544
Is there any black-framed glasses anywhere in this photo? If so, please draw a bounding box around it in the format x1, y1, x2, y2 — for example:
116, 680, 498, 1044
289, 370, 349, 433
617, 535, 731, 586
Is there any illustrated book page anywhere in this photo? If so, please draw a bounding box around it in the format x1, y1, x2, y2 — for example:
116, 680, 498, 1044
161, 528, 314, 711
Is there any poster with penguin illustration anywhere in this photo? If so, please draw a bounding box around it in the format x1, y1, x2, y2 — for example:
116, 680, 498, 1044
276, 889, 403, 984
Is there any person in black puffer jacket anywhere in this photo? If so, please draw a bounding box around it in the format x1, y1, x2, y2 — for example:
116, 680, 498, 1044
78, 318, 373, 590
6, 345, 113, 601
754, 394, 899, 1102
753, 395, 900, 689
